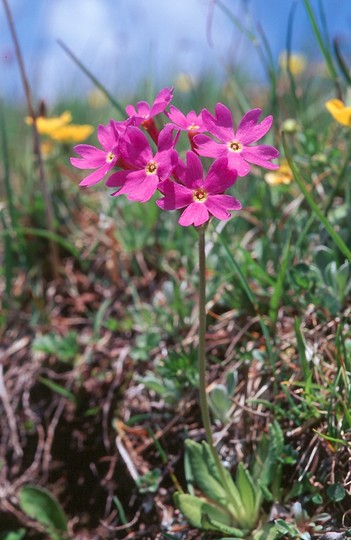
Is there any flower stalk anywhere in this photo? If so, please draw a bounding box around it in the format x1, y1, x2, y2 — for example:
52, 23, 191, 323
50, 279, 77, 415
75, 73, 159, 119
197, 225, 238, 508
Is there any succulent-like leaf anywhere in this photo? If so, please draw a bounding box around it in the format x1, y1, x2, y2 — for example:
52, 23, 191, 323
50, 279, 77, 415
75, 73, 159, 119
185, 439, 245, 521
208, 384, 233, 423
0, 531, 26, 540
185, 440, 228, 505
201, 513, 247, 537
18, 485, 68, 540
174, 492, 233, 531
252, 421, 284, 491
235, 463, 257, 520
252, 522, 281, 540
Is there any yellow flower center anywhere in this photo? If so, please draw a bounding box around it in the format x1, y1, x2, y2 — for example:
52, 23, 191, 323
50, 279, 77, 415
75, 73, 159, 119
187, 124, 199, 131
228, 140, 242, 153
146, 161, 158, 175
106, 152, 115, 163
193, 188, 208, 202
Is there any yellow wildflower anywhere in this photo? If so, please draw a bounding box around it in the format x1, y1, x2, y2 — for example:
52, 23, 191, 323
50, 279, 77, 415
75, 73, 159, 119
87, 88, 108, 108
264, 159, 293, 186
25, 111, 72, 135
325, 99, 351, 127
48, 124, 94, 143
174, 73, 194, 93
25, 111, 94, 143
279, 51, 307, 76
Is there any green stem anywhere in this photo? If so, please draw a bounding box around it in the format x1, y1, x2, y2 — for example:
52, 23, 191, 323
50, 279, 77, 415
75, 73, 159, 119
197, 226, 237, 506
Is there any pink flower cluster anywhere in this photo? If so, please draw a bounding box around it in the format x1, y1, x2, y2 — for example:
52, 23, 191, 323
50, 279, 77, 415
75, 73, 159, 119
71, 88, 279, 227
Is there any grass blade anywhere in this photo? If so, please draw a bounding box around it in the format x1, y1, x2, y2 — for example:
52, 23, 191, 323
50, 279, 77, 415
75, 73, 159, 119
302, 0, 340, 90
217, 235, 277, 386
269, 235, 291, 324
0, 99, 16, 229
37, 376, 77, 404
333, 38, 351, 86
0, 226, 80, 259
58, 40, 126, 117
0, 210, 13, 304
294, 317, 310, 382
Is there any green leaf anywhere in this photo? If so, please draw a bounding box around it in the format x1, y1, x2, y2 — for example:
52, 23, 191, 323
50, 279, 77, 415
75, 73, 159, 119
314, 246, 336, 270
326, 483, 346, 502
252, 523, 281, 540
184, 440, 245, 523
226, 371, 237, 397
289, 263, 321, 291
174, 492, 233, 531
37, 376, 77, 404
208, 384, 233, 423
93, 298, 113, 340
0, 531, 26, 540
235, 463, 257, 518
294, 318, 310, 382
252, 421, 283, 491
18, 485, 68, 539
201, 513, 246, 537
32, 332, 79, 363
268, 235, 292, 323
270, 421, 284, 457
185, 440, 228, 505
274, 519, 295, 535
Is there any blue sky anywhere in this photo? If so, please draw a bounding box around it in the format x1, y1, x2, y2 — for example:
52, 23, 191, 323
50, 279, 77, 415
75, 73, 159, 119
1, 0, 351, 103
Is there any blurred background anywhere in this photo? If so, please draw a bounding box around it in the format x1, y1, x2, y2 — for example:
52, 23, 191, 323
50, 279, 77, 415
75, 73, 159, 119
1, 0, 351, 104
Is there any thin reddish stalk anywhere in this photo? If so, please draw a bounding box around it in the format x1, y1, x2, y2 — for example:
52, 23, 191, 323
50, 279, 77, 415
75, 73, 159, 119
2, 0, 59, 278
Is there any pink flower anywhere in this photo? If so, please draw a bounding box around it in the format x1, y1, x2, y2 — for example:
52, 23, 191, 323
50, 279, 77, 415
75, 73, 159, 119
157, 151, 241, 227
194, 103, 279, 176
125, 87, 173, 123
165, 106, 206, 150
106, 125, 178, 203
166, 106, 205, 134
70, 120, 122, 186
125, 87, 173, 143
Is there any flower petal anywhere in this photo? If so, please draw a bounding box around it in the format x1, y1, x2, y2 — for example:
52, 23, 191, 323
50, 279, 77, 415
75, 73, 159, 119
241, 145, 280, 169
157, 124, 177, 152
79, 162, 113, 186
121, 127, 152, 166
106, 170, 130, 187
157, 180, 193, 209
204, 157, 238, 193
165, 105, 188, 129
156, 149, 178, 180
97, 122, 118, 151
235, 109, 273, 144
121, 174, 159, 202
183, 151, 203, 188
202, 103, 234, 140
194, 135, 225, 159
70, 145, 107, 168
179, 202, 209, 227
227, 153, 252, 176
325, 99, 351, 126
206, 194, 242, 220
